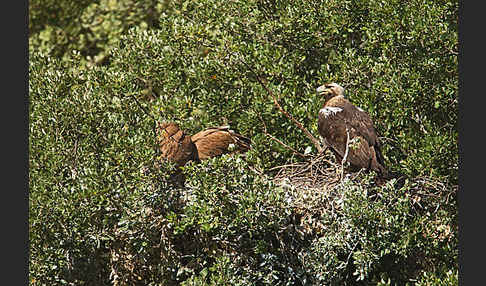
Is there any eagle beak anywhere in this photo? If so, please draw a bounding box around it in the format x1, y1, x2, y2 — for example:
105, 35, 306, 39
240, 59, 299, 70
316, 85, 327, 97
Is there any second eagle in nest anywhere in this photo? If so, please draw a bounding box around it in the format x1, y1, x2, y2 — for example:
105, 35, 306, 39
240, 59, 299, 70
157, 123, 251, 166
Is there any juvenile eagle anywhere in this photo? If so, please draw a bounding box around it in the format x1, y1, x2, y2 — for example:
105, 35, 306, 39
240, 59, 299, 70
191, 126, 251, 160
157, 122, 198, 167
316, 83, 389, 178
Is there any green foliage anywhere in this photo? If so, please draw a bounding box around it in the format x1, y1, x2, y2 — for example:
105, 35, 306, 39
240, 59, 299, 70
29, 0, 166, 66
29, 0, 96, 34
30, 0, 458, 285
415, 269, 458, 286
29, 0, 458, 180
29, 51, 161, 284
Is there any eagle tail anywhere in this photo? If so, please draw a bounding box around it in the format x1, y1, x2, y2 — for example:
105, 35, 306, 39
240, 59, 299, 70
206, 125, 252, 152
229, 130, 252, 152
375, 145, 386, 167
373, 144, 390, 179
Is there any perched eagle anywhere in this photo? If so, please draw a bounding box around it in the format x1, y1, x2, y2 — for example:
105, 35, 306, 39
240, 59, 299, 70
191, 126, 251, 160
157, 122, 198, 167
316, 83, 389, 178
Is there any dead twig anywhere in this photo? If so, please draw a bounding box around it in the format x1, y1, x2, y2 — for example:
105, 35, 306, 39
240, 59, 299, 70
126, 92, 159, 155
267, 163, 303, 172
341, 129, 350, 181
272, 151, 339, 192
345, 241, 360, 280
239, 57, 323, 153
128, 92, 157, 122
266, 132, 309, 159
257, 113, 308, 159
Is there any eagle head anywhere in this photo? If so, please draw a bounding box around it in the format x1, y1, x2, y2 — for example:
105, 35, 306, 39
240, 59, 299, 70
316, 82, 345, 100
158, 122, 181, 139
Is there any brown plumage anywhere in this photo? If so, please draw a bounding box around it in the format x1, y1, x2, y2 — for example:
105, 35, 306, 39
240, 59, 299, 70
316, 83, 389, 178
191, 126, 251, 160
157, 122, 198, 167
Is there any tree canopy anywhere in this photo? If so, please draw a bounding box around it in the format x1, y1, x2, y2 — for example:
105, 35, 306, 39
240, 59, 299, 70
29, 0, 458, 284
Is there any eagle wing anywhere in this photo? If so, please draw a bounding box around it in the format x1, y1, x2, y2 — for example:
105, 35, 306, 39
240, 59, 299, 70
340, 102, 380, 147
191, 126, 251, 160
343, 103, 387, 168
318, 103, 388, 175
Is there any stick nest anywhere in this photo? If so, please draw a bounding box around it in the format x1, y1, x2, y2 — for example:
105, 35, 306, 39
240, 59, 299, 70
269, 150, 457, 234
271, 151, 360, 192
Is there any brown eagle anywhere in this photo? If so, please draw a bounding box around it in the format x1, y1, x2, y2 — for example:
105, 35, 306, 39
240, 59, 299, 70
157, 122, 198, 167
316, 83, 389, 178
191, 126, 251, 160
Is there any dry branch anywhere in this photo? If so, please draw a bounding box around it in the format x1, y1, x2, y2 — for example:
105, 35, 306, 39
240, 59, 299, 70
257, 113, 308, 159
239, 58, 323, 153
266, 132, 309, 159
127, 92, 159, 155
341, 128, 350, 181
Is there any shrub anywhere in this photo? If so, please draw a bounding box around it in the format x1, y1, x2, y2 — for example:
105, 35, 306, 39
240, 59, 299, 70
29, 0, 166, 66
29, 0, 458, 284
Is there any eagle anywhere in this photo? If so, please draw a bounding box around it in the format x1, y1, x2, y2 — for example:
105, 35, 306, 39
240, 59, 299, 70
316, 83, 389, 178
191, 126, 251, 160
157, 122, 198, 167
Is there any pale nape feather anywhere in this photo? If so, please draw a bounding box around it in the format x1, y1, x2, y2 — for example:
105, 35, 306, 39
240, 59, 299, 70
319, 106, 343, 118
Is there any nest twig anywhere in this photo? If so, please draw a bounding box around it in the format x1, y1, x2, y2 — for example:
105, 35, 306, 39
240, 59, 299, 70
270, 151, 457, 241
272, 151, 344, 192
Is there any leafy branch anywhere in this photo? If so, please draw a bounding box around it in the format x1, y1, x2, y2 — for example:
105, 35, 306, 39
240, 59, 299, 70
239, 56, 323, 154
